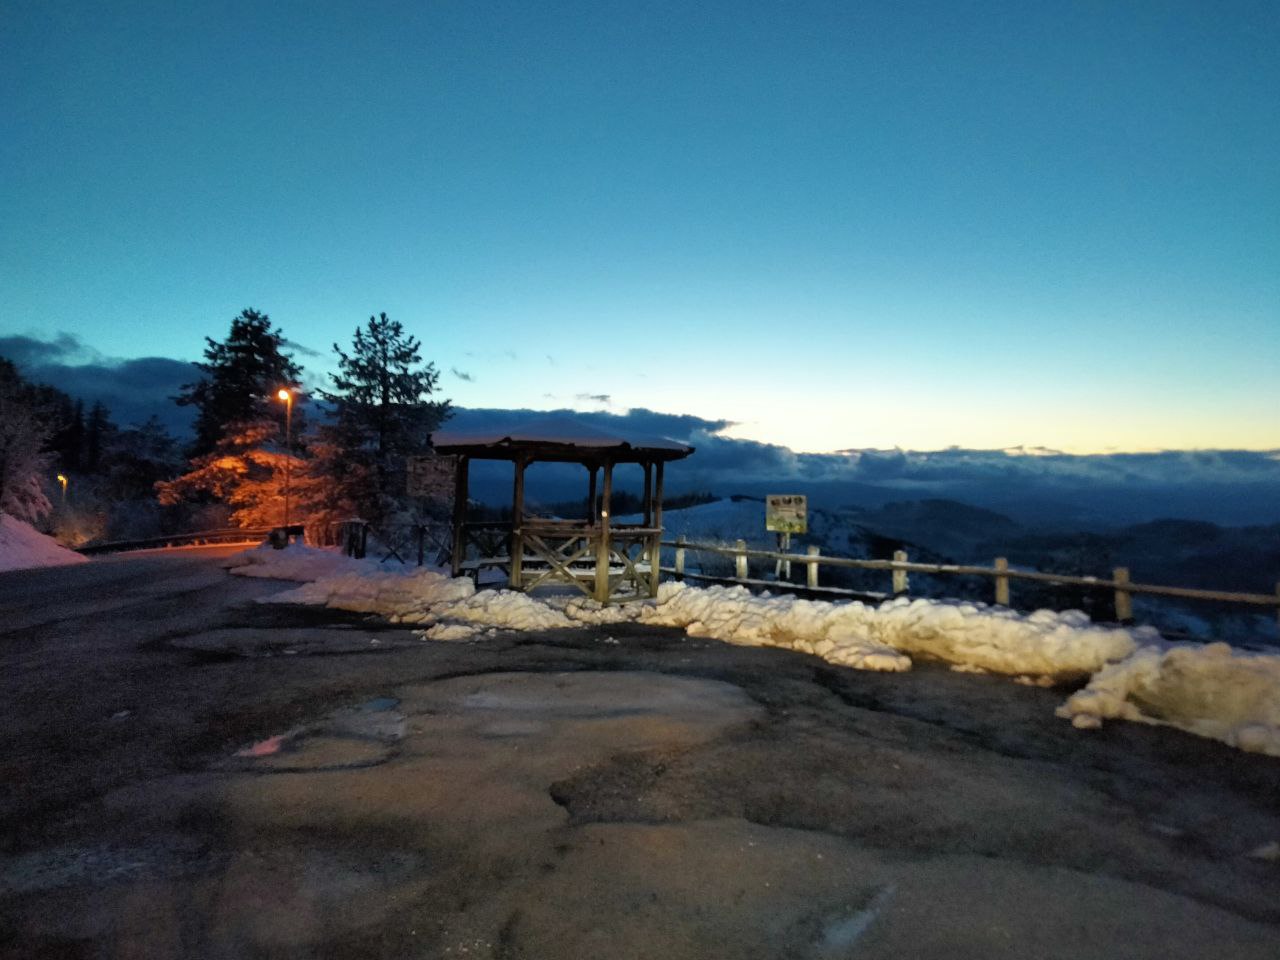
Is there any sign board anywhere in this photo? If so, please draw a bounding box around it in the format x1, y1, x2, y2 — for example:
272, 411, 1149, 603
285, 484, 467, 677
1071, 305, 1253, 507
766, 494, 807, 534
406, 455, 457, 499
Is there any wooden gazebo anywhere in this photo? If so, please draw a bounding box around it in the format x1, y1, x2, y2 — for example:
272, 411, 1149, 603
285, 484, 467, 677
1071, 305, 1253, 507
431, 418, 694, 603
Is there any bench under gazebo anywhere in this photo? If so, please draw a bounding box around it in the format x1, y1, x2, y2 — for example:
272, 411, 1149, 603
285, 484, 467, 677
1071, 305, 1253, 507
431, 418, 694, 603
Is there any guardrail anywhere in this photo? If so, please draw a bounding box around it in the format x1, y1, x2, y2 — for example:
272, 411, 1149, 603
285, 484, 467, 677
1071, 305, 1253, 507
662, 536, 1280, 627
78, 527, 275, 555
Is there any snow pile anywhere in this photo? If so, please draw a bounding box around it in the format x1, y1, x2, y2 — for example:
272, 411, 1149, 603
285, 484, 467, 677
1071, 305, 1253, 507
430, 589, 575, 632
264, 565, 572, 632
636, 582, 1139, 680
0, 514, 88, 573
266, 566, 475, 618
1057, 642, 1280, 756
223, 543, 381, 582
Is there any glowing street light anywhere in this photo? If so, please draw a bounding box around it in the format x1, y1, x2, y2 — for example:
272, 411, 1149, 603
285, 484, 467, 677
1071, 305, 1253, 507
278, 388, 293, 530
56, 473, 68, 504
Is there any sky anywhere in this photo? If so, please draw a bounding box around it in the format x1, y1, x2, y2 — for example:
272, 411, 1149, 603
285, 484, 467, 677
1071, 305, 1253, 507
2, 0, 1277, 454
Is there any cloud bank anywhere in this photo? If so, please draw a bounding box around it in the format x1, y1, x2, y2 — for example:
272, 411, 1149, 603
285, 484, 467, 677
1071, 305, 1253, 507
0, 332, 198, 432
2, 333, 1276, 527
446, 407, 1280, 527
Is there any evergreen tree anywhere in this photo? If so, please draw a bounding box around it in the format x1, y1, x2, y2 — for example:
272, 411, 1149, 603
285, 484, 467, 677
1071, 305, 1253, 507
106, 417, 183, 501
175, 308, 303, 457
156, 421, 307, 529
0, 358, 53, 522
84, 401, 115, 474
316, 313, 450, 526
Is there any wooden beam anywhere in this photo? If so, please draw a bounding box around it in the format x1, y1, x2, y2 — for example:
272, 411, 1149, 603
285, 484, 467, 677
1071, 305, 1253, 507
643, 461, 653, 526
588, 466, 598, 524
595, 461, 613, 602
648, 460, 664, 597
510, 457, 526, 590
450, 456, 469, 578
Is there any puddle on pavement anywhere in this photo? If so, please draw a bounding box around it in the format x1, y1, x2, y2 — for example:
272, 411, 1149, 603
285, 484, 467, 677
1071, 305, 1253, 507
227, 698, 405, 773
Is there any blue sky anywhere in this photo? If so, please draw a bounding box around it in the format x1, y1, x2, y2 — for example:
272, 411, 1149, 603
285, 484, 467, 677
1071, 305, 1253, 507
2, 0, 1277, 453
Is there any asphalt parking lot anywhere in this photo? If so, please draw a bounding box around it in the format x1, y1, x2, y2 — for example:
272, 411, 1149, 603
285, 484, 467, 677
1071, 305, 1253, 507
3, 547, 1279, 959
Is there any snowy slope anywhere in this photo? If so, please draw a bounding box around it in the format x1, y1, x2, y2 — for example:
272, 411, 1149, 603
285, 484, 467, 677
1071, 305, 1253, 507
0, 514, 89, 573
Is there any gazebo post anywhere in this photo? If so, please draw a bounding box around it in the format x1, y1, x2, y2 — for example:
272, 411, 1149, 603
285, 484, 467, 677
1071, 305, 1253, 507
588, 466, 598, 524
643, 462, 653, 526
510, 456, 526, 590
594, 460, 613, 602
450, 455, 470, 578
649, 460, 664, 597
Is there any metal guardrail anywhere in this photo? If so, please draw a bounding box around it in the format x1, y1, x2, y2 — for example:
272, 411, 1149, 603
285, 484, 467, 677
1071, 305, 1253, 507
78, 527, 275, 555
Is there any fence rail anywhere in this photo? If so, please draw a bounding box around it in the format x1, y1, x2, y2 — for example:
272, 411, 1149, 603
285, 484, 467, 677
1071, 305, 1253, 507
662, 536, 1280, 626
79, 527, 274, 555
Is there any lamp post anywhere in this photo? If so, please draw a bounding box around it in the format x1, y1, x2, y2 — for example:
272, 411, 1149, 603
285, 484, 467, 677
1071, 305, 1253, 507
277, 389, 293, 529
56, 473, 68, 504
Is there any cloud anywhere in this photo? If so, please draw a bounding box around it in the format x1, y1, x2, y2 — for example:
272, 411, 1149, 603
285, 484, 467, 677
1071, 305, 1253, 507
1, 331, 197, 432
451, 367, 475, 382
438, 406, 1280, 525
282, 338, 325, 359
575, 393, 611, 405
0, 332, 105, 367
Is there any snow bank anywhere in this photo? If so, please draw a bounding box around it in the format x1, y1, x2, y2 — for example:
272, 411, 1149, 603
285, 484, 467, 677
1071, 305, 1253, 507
223, 543, 381, 582
265, 566, 475, 618
635, 583, 1139, 679
1057, 642, 1280, 756
0, 514, 88, 573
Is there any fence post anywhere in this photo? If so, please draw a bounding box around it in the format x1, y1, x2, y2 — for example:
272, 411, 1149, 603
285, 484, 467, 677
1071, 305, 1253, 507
994, 556, 1010, 606
675, 535, 686, 580
1114, 567, 1133, 623
892, 550, 908, 596
735, 539, 748, 580
807, 545, 820, 589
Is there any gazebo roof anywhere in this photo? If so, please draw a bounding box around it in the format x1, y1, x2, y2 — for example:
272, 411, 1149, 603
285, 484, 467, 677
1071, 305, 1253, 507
432, 416, 694, 463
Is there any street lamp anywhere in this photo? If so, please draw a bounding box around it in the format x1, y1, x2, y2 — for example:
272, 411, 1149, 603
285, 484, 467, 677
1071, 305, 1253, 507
56, 473, 68, 504
277, 389, 293, 530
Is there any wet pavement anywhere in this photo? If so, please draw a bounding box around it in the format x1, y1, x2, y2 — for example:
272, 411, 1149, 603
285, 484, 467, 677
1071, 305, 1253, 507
2, 547, 1279, 958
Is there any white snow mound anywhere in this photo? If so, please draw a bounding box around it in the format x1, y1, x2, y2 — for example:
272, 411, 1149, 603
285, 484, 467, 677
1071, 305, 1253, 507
224, 543, 383, 582
636, 582, 1139, 679
0, 514, 88, 573
1056, 642, 1280, 756
265, 567, 476, 620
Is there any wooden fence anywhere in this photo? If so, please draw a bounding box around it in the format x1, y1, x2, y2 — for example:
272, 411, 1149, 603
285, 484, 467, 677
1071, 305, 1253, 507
662, 536, 1280, 628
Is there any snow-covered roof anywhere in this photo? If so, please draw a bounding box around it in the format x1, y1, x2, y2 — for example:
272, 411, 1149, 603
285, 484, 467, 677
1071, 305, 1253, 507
432, 416, 694, 462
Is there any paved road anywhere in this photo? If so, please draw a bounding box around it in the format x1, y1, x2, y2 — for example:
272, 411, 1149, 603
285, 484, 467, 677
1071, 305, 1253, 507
3, 548, 1279, 959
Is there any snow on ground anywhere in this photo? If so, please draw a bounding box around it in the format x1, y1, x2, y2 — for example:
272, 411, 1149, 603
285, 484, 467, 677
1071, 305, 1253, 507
223, 543, 391, 582
633, 582, 1141, 679
0, 514, 88, 573
1057, 642, 1280, 757
237, 545, 1280, 757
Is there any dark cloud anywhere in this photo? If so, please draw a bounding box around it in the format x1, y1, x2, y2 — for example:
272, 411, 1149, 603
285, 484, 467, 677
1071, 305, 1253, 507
0, 332, 103, 366
438, 406, 1280, 525
282, 338, 324, 359
451, 367, 475, 382
575, 393, 611, 405
1, 332, 197, 433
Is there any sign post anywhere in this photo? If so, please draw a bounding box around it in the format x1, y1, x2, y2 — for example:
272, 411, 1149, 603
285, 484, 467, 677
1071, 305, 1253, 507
765, 494, 807, 580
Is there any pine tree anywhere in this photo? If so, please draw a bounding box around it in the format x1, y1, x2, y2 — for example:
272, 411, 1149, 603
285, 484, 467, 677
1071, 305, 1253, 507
175, 308, 303, 457
84, 401, 115, 474
316, 313, 450, 526
156, 421, 306, 529
0, 358, 53, 522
